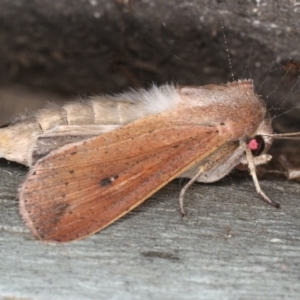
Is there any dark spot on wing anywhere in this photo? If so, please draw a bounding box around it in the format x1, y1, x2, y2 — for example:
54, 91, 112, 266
100, 175, 119, 187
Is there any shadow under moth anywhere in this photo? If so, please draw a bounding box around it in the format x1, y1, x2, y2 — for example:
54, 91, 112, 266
0, 80, 299, 242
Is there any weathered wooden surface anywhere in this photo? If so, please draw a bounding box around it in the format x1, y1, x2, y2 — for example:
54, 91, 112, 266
1, 159, 300, 299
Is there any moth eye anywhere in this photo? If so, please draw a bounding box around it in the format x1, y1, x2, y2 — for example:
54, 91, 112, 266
248, 136, 265, 156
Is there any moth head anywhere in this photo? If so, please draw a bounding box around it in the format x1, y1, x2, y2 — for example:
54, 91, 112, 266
249, 114, 300, 157
248, 115, 273, 157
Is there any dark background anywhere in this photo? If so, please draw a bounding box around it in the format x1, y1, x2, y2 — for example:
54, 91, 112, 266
0, 0, 300, 130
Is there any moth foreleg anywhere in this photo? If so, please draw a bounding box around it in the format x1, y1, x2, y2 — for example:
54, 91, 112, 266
240, 154, 272, 167
245, 147, 280, 208
179, 167, 205, 216
276, 155, 300, 181
179, 142, 245, 216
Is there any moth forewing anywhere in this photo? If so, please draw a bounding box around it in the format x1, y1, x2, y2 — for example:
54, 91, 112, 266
18, 80, 273, 242
19, 112, 229, 242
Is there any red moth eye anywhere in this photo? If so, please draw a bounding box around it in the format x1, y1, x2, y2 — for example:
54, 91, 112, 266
235, 136, 266, 171
249, 139, 258, 150
248, 136, 265, 156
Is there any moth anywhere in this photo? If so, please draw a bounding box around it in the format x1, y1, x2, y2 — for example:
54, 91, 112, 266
0, 80, 299, 242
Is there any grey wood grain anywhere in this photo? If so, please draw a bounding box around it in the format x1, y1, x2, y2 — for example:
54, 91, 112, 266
1, 159, 300, 300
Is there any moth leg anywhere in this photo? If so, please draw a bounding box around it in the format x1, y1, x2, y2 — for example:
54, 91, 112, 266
179, 167, 204, 216
256, 155, 300, 181
239, 154, 272, 167
245, 147, 280, 208
179, 142, 245, 215
278, 155, 300, 180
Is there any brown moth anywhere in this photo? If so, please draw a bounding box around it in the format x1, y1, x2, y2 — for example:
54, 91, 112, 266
0, 80, 298, 242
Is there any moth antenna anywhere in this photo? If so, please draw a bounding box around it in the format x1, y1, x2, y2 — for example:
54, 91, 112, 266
179, 167, 204, 216
263, 132, 300, 140
215, 1, 235, 82
245, 147, 280, 209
